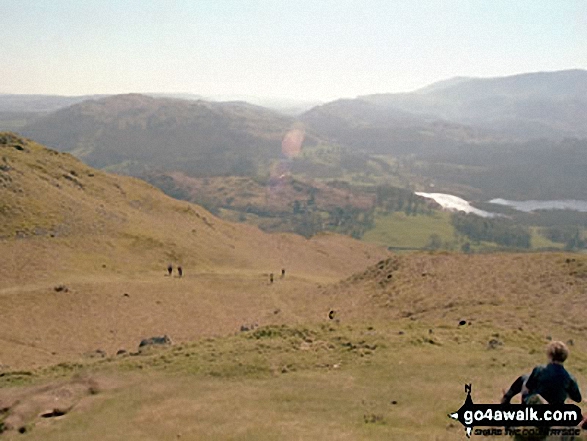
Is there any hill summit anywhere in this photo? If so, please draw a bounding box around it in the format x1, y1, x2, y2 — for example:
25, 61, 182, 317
19, 94, 317, 176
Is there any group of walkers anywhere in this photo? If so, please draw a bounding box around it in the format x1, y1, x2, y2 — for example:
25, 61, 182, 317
269, 268, 286, 283
165, 266, 285, 282
166, 264, 182, 278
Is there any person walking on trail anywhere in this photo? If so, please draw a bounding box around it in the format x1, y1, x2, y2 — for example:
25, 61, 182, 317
501, 341, 582, 406
167, 264, 173, 276
178, 266, 183, 278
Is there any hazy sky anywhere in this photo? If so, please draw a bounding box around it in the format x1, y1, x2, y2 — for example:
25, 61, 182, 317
1, 0, 586, 101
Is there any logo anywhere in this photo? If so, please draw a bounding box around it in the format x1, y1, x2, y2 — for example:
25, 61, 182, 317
448, 384, 582, 438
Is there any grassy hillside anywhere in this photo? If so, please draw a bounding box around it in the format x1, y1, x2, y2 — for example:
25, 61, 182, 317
2, 252, 587, 440
0, 132, 389, 365
2, 133, 587, 440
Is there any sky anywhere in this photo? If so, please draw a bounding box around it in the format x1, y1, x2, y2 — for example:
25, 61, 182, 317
1, 0, 586, 101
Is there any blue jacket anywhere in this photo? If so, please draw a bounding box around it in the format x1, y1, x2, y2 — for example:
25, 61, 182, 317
525, 363, 582, 405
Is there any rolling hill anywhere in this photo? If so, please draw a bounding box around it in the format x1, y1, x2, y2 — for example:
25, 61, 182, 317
300, 98, 491, 156
0, 94, 107, 113
17, 94, 319, 176
300, 71, 587, 201
360, 69, 587, 140
0, 132, 389, 370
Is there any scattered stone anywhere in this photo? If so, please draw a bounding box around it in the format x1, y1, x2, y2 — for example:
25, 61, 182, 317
390, 400, 398, 405
328, 310, 336, 320
398, 331, 404, 335
139, 335, 172, 350
428, 329, 433, 334
567, 339, 574, 346
54, 284, 69, 293
458, 320, 467, 326
273, 309, 280, 315
363, 413, 384, 424
240, 323, 259, 332
116, 349, 127, 356
123, 293, 129, 297
546, 335, 552, 341
40, 408, 67, 418
95, 349, 106, 358
487, 339, 503, 349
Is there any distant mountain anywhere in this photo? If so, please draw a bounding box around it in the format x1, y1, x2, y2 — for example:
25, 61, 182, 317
299, 71, 587, 200
359, 69, 587, 139
204, 95, 322, 116
0, 92, 319, 117
19, 94, 318, 176
0, 94, 107, 113
300, 98, 491, 156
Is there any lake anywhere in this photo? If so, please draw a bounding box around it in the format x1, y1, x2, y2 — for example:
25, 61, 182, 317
489, 199, 587, 213
416, 192, 587, 217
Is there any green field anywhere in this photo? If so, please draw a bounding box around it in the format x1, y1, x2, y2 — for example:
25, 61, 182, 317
363, 211, 455, 249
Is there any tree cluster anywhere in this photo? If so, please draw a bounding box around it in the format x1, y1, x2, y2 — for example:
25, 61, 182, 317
451, 213, 531, 248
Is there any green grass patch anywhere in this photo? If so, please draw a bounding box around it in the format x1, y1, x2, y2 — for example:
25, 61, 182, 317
363, 211, 455, 248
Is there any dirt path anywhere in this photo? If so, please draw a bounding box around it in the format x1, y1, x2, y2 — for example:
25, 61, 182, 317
0, 269, 335, 370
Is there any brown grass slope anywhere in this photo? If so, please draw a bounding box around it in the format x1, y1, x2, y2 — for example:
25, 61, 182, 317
322, 252, 587, 335
0, 133, 388, 368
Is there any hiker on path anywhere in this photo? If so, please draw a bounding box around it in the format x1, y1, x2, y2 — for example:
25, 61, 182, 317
167, 264, 173, 276
178, 266, 183, 278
